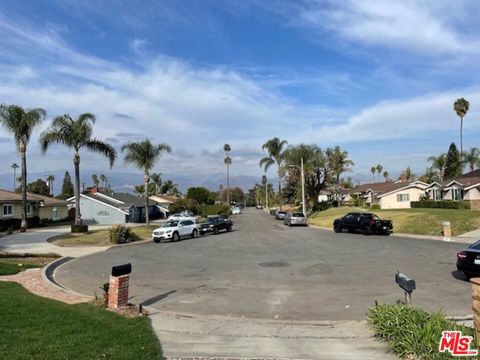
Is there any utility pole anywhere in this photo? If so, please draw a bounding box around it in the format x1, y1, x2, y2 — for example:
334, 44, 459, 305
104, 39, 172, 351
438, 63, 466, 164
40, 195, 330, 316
224, 144, 232, 205
301, 157, 306, 217
11, 163, 19, 191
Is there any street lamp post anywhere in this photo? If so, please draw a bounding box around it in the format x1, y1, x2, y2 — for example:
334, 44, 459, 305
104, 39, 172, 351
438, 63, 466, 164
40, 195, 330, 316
289, 157, 306, 217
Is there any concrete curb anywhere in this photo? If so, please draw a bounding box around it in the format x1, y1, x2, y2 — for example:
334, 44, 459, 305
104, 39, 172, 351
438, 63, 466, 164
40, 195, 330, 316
43, 256, 95, 300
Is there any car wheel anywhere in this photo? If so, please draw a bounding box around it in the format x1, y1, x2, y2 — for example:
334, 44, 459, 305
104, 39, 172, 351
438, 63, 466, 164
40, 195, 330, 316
464, 272, 473, 280
191, 229, 198, 238
199, 231, 204, 236
213, 227, 219, 235
226, 226, 232, 232
333, 226, 341, 233
288, 222, 291, 227
363, 226, 372, 235
172, 232, 179, 242
153, 238, 160, 243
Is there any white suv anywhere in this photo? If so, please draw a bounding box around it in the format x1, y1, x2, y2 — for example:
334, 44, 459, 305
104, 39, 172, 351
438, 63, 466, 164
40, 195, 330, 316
152, 219, 199, 243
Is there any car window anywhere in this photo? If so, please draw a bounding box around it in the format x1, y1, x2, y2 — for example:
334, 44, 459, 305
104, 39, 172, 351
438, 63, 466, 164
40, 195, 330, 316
470, 241, 480, 250
183, 220, 194, 226
372, 215, 380, 220
292, 213, 304, 217
163, 221, 178, 227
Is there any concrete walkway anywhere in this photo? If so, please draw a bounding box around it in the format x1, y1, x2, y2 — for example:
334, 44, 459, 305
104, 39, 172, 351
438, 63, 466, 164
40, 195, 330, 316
0, 228, 110, 257
149, 310, 397, 359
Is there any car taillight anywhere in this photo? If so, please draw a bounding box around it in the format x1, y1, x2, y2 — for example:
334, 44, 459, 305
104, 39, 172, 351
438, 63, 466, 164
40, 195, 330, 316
457, 251, 468, 260
370, 220, 376, 225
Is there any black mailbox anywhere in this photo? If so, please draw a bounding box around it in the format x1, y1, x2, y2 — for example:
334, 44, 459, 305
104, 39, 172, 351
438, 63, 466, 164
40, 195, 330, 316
111, 263, 132, 277
395, 272, 416, 293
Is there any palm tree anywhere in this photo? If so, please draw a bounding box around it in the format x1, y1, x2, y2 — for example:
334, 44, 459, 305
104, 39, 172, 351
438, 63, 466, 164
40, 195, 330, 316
46, 175, 55, 196
370, 166, 376, 182
224, 144, 232, 205
454, 98, 469, 172
150, 172, 162, 194
40, 113, 116, 226
375, 164, 383, 183
326, 146, 354, 185
122, 139, 171, 225
92, 174, 99, 188
383, 171, 389, 182
260, 137, 288, 207
462, 147, 480, 172
11, 163, 19, 192
427, 153, 447, 182
100, 174, 106, 189
0, 104, 46, 231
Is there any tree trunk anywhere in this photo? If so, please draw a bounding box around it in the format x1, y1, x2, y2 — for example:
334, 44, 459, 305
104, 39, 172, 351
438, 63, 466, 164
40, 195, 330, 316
20, 147, 27, 232
144, 172, 150, 225
278, 169, 282, 210
460, 116, 463, 175
74, 152, 82, 225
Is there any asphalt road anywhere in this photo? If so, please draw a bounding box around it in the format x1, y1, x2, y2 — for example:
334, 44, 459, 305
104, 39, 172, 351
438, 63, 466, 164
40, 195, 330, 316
55, 208, 472, 320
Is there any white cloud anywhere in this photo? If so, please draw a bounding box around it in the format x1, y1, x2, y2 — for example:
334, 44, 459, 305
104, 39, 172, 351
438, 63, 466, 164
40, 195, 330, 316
270, 0, 480, 57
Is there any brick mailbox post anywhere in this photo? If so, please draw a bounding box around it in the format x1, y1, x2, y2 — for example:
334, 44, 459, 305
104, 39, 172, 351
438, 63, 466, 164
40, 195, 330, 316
108, 263, 131, 309
471, 278, 480, 346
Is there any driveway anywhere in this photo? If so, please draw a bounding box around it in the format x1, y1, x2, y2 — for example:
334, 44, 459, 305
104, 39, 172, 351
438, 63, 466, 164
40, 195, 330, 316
54, 208, 471, 321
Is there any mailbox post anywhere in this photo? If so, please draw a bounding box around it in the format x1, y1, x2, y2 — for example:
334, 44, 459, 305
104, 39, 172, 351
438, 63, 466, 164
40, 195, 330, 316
108, 263, 132, 309
395, 271, 416, 305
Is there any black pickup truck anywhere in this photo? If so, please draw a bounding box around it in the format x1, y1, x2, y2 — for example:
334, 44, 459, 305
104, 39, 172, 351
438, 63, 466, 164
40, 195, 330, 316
199, 215, 233, 235
333, 212, 393, 235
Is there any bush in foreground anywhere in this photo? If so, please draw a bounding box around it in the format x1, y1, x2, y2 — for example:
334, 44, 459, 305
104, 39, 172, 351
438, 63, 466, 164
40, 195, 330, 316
109, 224, 135, 244
368, 303, 474, 359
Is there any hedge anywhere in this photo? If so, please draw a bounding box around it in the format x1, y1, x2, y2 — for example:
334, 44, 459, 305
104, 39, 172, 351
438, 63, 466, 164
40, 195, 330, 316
411, 200, 470, 209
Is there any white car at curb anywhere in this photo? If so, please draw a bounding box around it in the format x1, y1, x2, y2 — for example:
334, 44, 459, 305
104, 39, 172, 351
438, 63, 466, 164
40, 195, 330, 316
152, 219, 199, 243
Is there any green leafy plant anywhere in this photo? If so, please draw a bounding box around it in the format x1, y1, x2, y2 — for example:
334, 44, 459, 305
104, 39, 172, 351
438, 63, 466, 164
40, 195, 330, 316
369, 302, 475, 359
108, 225, 134, 244
411, 200, 470, 209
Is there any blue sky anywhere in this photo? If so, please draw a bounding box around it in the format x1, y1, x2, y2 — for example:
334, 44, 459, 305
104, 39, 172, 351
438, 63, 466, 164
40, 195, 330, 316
1, 0, 480, 188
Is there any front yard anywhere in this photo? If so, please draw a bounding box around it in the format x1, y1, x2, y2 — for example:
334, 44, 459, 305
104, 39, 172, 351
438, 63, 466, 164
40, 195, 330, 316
48, 225, 158, 246
309, 207, 480, 236
0, 282, 162, 359
0, 253, 59, 275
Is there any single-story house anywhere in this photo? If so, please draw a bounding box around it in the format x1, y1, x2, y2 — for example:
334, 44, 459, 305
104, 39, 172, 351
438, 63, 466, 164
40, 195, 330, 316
67, 190, 161, 225
0, 189, 68, 228
149, 194, 179, 217
425, 170, 480, 210
350, 180, 429, 209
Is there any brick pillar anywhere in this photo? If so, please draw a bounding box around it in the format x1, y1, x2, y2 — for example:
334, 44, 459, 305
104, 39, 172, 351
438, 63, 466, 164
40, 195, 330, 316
471, 278, 480, 346
108, 274, 129, 309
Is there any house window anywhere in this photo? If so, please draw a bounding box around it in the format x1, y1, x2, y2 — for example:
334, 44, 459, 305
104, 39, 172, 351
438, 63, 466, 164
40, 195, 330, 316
3, 204, 13, 217
97, 211, 110, 216
453, 189, 464, 200
27, 204, 32, 215
434, 190, 443, 200
396, 194, 410, 202
52, 207, 59, 220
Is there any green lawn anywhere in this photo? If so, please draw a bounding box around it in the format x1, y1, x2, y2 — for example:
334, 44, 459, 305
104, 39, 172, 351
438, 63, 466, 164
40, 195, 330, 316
49, 225, 158, 247
0, 253, 60, 275
309, 207, 480, 236
0, 282, 162, 359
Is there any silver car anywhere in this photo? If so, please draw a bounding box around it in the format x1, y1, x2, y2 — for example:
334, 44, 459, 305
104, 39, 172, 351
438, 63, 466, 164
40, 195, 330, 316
284, 212, 307, 226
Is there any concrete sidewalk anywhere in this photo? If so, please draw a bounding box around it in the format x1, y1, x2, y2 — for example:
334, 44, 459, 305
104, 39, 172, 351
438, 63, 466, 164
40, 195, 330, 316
0, 228, 110, 257
149, 310, 397, 360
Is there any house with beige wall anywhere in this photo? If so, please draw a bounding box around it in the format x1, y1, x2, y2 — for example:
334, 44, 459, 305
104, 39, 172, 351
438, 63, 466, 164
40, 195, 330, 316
0, 189, 68, 228
350, 180, 429, 209
425, 170, 480, 209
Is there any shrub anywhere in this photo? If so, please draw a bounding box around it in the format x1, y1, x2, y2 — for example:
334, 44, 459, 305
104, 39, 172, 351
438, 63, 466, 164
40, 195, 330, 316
108, 225, 134, 244
312, 201, 331, 212
169, 198, 199, 214
411, 200, 470, 209
371, 204, 381, 210
71, 224, 89, 233
199, 204, 232, 217
369, 303, 474, 359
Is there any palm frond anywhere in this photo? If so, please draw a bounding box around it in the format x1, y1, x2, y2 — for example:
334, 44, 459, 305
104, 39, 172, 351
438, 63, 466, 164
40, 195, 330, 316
260, 157, 274, 171
85, 139, 117, 167
39, 130, 68, 153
